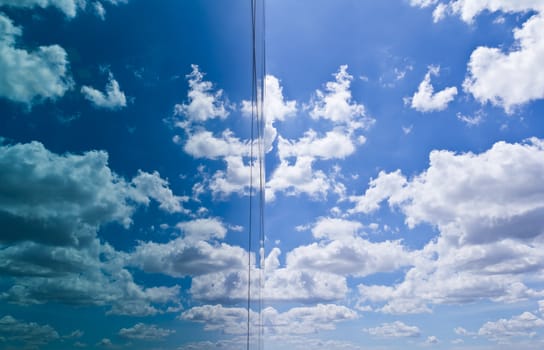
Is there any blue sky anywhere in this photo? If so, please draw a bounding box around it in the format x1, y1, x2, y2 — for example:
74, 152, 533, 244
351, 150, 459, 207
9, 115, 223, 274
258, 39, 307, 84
1, 0, 544, 349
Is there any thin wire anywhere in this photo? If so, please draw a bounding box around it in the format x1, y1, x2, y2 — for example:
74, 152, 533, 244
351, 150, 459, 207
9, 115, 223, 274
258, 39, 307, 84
249, 0, 266, 349
248, 0, 257, 349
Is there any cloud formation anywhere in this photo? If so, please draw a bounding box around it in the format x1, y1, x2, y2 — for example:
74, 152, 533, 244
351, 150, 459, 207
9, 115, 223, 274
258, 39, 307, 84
0, 14, 72, 105
81, 72, 127, 110
408, 65, 457, 112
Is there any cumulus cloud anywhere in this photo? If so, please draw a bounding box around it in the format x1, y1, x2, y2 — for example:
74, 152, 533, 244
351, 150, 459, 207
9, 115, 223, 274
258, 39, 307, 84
241, 75, 297, 152
174, 64, 229, 124
131, 170, 189, 213
408, 65, 457, 112
286, 237, 414, 278
0, 13, 72, 105
81, 72, 127, 109
0, 141, 184, 315
364, 321, 421, 338
463, 13, 544, 113
413, 1, 544, 112
0, 0, 82, 18
266, 65, 373, 202
128, 237, 248, 277
118, 323, 175, 340
180, 304, 356, 336
478, 312, 544, 342
0, 315, 59, 348
354, 139, 544, 313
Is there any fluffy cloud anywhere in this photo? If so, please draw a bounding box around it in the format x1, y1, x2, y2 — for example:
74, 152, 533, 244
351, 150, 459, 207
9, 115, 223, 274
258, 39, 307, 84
286, 237, 413, 277
0, 0, 82, 18
408, 65, 457, 112
463, 13, 544, 113
180, 303, 357, 336
131, 170, 188, 213
354, 139, 544, 313
413, 1, 544, 112
81, 72, 127, 110
351, 138, 544, 245
364, 321, 421, 338
118, 323, 175, 340
0, 14, 72, 105
349, 170, 407, 214
0, 141, 184, 315
0, 315, 59, 348
241, 75, 297, 152
174, 64, 229, 124
128, 238, 247, 277
183, 130, 248, 159
266, 65, 373, 202
478, 312, 544, 342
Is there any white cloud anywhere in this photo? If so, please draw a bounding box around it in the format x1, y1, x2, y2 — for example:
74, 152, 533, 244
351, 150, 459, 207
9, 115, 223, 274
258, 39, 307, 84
0, 141, 184, 315
425, 335, 440, 344
463, 13, 544, 113
277, 129, 356, 160
0, 0, 82, 18
180, 304, 357, 336
286, 237, 414, 278
184, 130, 248, 159
93, 1, 106, 20
118, 323, 175, 340
0, 315, 59, 348
265, 65, 373, 201
457, 110, 485, 126
128, 237, 247, 277
174, 64, 229, 124
131, 170, 189, 214
409, 65, 458, 112
413, 2, 544, 112
364, 321, 421, 338
0, 14, 72, 105
308, 65, 373, 131
311, 217, 363, 240
478, 312, 544, 342
349, 170, 407, 214
354, 139, 544, 313
81, 72, 127, 109
242, 75, 297, 152
176, 218, 228, 241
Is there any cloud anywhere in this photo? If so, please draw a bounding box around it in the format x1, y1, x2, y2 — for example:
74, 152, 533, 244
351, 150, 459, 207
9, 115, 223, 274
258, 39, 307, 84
286, 237, 414, 277
349, 170, 407, 214
0, 0, 82, 18
266, 65, 373, 202
478, 312, 544, 342
0, 141, 184, 315
180, 304, 357, 336
308, 65, 373, 131
0, 315, 59, 348
354, 138, 544, 313
81, 72, 127, 109
241, 75, 297, 152
174, 64, 229, 124
364, 321, 421, 338
128, 237, 248, 277
118, 323, 175, 340
463, 13, 544, 113
131, 170, 189, 213
183, 130, 248, 159
0, 13, 72, 105
413, 2, 544, 112
408, 65, 457, 112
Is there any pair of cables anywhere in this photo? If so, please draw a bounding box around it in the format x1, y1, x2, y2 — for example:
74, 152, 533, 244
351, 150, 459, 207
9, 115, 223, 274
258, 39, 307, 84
248, 0, 266, 349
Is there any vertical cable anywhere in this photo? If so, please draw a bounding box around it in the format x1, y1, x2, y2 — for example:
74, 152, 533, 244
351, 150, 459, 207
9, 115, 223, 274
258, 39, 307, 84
249, 0, 266, 349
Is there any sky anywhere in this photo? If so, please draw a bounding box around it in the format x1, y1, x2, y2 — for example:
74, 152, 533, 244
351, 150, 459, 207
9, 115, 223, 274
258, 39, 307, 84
1, 0, 544, 349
